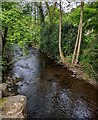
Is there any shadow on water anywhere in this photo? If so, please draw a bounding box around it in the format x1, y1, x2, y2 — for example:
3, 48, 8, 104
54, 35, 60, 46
10, 45, 98, 119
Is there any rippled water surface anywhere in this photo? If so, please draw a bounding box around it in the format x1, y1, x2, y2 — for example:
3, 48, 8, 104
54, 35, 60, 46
11, 46, 97, 119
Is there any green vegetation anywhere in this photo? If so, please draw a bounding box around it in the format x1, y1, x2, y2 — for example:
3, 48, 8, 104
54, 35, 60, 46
0, 97, 6, 107
1, 2, 98, 81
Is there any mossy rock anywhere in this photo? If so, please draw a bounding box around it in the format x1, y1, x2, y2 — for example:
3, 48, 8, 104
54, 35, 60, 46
0, 97, 6, 108
0, 95, 27, 119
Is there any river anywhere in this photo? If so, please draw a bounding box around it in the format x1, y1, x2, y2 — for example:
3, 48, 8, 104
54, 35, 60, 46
10, 45, 97, 119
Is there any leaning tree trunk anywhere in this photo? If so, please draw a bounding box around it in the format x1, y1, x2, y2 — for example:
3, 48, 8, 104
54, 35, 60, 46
72, 2, 84, 65
59, 0, 65, 63
75, 2, 84, 64
72, 22, 81, 64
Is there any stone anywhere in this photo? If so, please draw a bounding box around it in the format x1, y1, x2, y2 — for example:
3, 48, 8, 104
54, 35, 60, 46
71, 74, 76, 78
8, 88, 12, 92
0, 90, 2, 99
0, 83, 16, 97
0, 95, 27, 119
0, 83, 8, 97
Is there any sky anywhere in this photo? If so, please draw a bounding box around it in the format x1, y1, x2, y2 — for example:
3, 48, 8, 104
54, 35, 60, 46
2, 0, 97, 2
1, 0, 97, 13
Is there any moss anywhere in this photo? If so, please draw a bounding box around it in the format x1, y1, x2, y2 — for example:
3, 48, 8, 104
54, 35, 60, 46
0, 98, 6, 107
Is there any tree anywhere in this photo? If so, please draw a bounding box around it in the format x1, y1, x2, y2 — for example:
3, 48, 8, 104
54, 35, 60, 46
58, 0, 65, 63
45, 2, 57, 24
2, 26, 8, 52
72, 2, 84, 65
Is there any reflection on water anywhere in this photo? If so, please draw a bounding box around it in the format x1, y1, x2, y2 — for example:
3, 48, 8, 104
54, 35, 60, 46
11, 46, 97, 119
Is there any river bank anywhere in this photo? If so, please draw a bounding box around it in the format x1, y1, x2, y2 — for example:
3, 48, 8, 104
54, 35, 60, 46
39, 48, 98, 88
65, 63, 98, 88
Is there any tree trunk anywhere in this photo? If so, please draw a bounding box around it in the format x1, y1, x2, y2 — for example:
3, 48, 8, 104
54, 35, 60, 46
72, 2, 84, 65
72, 22, 81, 64
45, 2, 57, 24
75, 2, 84, 64
34, 2, 37, 44
2, 26, 8, 54
59, 0, 65, 63
38, 2, 44, 26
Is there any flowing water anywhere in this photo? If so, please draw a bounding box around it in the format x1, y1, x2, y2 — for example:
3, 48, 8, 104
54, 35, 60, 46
10, 46, 97, 119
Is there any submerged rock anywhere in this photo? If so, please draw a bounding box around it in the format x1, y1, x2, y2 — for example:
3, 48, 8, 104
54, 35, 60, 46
0, 95, 27, 119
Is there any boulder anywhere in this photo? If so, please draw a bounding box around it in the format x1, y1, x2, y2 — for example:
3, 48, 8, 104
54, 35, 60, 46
0, 95, 27, 119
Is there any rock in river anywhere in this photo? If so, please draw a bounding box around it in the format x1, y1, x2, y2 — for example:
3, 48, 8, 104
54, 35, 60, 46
0, 95, 27, 119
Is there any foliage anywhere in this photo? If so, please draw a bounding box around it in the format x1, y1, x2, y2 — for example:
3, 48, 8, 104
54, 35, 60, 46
1, 2, 40, 48
2, 2, 98, 81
